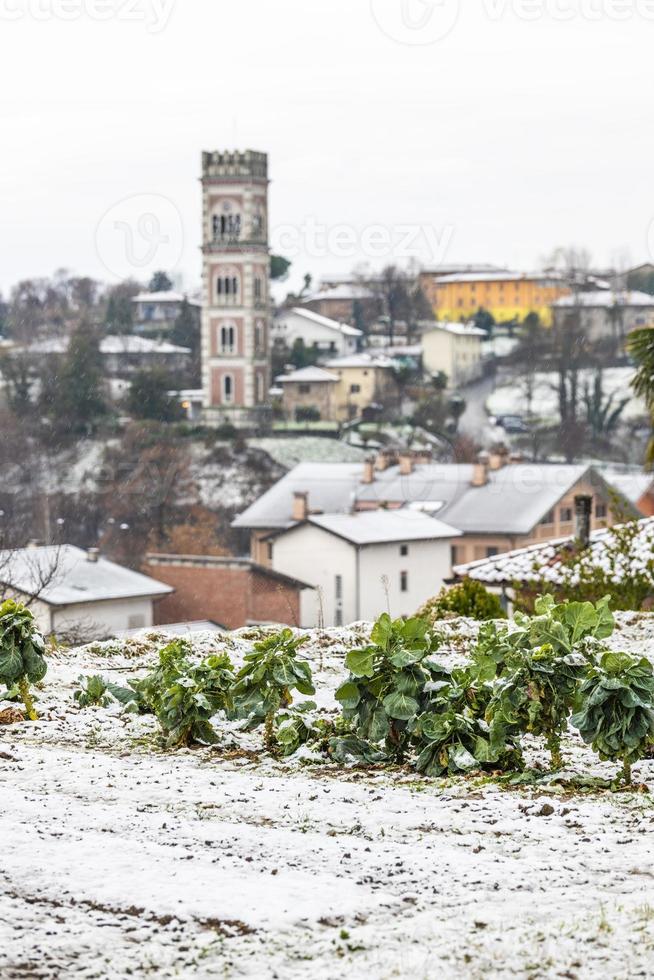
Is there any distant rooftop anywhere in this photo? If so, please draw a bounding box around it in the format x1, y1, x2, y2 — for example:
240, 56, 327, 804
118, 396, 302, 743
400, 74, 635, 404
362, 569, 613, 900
280, 307, 363, 338
133, 291, 201, 306
306, 284, 375, 302
325, 353, 395, 370
0, 545, 173, 606
234, 460, 636, 535
553, 289, 654, 309
453, 517, 654, 586
306, 510, 461, 546
26, 335, 191, 356
433, 271, 567, 285
276, 366, 340, 384
425, 321, 487, 338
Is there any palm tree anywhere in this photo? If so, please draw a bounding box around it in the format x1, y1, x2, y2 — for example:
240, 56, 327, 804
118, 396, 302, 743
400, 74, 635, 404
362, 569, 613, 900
628, 329, 654, 464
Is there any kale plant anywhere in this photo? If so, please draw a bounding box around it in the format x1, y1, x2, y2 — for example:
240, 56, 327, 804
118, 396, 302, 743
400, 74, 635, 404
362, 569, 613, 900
233, 629, 315, 753
126, 639, 236, 747
0, 599, 47, 721
334, 614, 440, 763
571, 650, 654, 783
74, 675, 111, 708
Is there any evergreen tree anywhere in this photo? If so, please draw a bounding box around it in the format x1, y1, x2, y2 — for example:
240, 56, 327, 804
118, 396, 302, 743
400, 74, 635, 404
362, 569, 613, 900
41, 321, 107, 434
126, 369, 184, 423
171, 298, 199, 351
149, 271, 174, 292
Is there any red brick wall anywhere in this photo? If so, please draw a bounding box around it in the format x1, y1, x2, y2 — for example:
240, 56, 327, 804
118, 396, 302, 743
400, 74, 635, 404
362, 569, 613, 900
146, 562, 301, 630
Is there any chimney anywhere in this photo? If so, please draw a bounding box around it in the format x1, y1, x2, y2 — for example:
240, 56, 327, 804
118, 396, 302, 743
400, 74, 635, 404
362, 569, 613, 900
87, 547, 100, 563
399, 452, 414, 476
509, 452, 525, 465
375, 450, 394, 471
471, 453, 489, 487
413, 448, 432, 465
362, 457, 375, 485
488, 447, 508, 471
292, 491, 309, 523
574, 495, 593, 547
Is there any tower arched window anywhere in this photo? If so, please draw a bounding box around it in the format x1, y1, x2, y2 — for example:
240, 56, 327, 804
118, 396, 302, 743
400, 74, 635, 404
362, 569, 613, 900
220, 324, 236, 354
223, 374, 234, 404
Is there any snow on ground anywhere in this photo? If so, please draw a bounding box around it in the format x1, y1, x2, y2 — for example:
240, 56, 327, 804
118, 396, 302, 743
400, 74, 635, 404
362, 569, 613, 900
2, 616, 654, 979
487, 366, 646, 424
248, 436, 367, 468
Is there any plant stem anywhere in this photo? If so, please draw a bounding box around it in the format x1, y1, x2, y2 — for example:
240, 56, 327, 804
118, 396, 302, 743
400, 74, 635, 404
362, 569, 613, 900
547, 733, 562, 770
622, 758, 632, 785
264, 709, 276, 755
18, 676, 38, 721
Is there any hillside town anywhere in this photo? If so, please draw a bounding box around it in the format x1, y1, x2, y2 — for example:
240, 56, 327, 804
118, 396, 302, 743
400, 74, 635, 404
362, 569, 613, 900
4, 6, 654, 977
1, 149, 654, 637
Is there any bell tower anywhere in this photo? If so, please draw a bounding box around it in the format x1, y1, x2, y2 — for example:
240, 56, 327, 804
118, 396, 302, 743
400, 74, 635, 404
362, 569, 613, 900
201, 149, 270, 428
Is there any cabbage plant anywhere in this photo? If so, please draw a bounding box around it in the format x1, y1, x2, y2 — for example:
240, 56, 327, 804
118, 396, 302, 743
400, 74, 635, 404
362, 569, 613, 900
233, 629, 315, 753
571, 651, 654, 783
0, 599, 47, 721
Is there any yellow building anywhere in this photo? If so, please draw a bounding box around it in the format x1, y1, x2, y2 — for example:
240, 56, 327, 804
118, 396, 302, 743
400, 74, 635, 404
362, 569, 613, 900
324, 354, 399, 421
419, 271, 570, 327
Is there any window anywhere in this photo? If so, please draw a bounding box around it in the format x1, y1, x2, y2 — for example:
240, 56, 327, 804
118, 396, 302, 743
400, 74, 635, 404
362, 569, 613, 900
596, 502, 607, 519
400, 571, 409, 593
335, 575, 343, 599
400, 544, 409, 557
222, 374, 234, 404
540, 510, 554, 526
220, 324, 235, 354
350, 384, 361, 394
486, 547, 499, 558
267, 541, 273, 561
299, 384, 311, 394
560, 506, 573, 523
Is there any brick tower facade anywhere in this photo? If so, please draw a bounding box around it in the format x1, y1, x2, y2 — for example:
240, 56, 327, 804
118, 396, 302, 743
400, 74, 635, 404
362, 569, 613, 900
201, 149, 270, 428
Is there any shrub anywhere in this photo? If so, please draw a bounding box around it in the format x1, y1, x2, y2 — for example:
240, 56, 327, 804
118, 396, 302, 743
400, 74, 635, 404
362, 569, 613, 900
571, 651, 654, 783
0, 599, 47, 721
232, 629, 315, 753
418, 579, 506, 623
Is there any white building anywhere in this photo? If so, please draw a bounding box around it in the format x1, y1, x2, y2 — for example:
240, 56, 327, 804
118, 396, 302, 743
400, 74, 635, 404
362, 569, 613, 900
551, 290, 654, 343
421, 321, 486, 387
25, 335, 191, 376
270, 507, 460, 627
132, 291, 201, 335
0, 545, 173, 639
272, 308, 362, 358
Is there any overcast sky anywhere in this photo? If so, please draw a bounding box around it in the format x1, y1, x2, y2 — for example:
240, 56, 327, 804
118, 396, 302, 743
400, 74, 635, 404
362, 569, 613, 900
2, 0, 653, 296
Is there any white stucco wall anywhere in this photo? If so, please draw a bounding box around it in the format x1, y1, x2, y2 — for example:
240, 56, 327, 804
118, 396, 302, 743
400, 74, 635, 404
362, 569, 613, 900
272, 527, 455, 627
357, 539, 453, 621
23, 595, 156, 640
271, 525, 356, 627
272, 311, 355, 357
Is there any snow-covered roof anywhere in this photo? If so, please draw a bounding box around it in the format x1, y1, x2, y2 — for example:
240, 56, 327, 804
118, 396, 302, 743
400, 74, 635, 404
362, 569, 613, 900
234, 461, 631, 534
424, 321, 486, 338
26, 336, 191, 355
325, 353, 395, 370
306, 285, 375, 302
433, 271, 565, 285
422, 264, 509, 277
276, 366, 340, 384
599, 468, 654, 506
285, 307, 363, 338
305, 510, 461, 545
453, 517, 654, 586
553, 290, 654, 309
0, 545, 173, 606
133, 291, 201, 306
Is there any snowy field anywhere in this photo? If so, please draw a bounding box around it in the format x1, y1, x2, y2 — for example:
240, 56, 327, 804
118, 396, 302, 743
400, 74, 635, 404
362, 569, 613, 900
2, 617, 654, 979
487, 366, 646, 424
